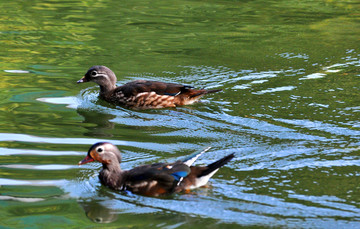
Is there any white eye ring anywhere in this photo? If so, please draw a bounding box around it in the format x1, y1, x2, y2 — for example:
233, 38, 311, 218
91, 71, 97, 76
97, 147, 103, 153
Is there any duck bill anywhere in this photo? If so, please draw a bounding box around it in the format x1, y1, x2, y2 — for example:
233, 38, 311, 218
77, 76, 88, 83
78, 155, 95, 165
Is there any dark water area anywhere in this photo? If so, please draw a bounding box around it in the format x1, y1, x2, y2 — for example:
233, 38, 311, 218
1, 0, 360, 228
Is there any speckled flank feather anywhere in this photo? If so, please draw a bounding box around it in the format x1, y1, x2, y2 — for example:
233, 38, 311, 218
104, 85, 219, 109
78, 66, 222, 109
132, 92, 176, 109
105, 92, 176, 109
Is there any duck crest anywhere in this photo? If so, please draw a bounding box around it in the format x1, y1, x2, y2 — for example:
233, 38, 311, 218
78, 66, 222, 109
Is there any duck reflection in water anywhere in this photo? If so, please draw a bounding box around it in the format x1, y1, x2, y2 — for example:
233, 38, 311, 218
76, 108, 116, 138
80, 200, 118, 223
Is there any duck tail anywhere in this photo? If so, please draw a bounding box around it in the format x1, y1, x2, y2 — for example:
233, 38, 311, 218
188, 89, 222, 98
199, 153, 235, 177
174, 88, 222, 106
205, 88, 223, 94
187, 153, 235, 189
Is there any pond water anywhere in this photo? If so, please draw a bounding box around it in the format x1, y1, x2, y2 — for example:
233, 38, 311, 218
1, 0, 360, 228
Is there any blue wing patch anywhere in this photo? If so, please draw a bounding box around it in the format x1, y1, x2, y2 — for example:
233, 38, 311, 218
171, 171, 189, 180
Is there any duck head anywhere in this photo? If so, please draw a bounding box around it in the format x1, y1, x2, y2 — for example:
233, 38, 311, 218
77, 66, 117, 92
78, 142, 122, 166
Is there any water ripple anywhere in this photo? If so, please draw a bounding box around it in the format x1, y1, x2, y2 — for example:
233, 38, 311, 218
0, 164, 76, 170
0, 133, 190, 152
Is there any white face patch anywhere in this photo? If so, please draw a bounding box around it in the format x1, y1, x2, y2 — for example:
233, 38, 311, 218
107, 151, 119, 160
101, 73, 110, 80
92, 72, 110, 82
101, 143, 121, 161
91, 70, 97, 77
96, 146, 104, 154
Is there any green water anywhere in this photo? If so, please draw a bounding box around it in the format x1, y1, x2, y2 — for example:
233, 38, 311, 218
1, 0, 360, 228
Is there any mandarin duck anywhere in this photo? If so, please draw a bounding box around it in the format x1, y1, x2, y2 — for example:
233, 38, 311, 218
78, 142, 234, 196
77, 66, 222, 109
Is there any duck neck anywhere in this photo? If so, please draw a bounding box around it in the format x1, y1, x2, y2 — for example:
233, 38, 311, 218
99, 83, 116, 98
100, 162, 125, 190
103, 162, 121, 173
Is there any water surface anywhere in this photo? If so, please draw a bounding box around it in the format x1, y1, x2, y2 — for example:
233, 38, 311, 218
1, 0, 360, 228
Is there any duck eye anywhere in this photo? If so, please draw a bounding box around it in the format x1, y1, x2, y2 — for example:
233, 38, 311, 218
97, 147, 103, 153
91, 71, 97, 76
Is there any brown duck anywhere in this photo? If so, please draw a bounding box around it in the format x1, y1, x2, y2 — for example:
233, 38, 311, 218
78, 142, 235, 196
77, 66, 222, 109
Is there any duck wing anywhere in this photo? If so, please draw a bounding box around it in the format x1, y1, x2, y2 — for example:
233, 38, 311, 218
112, 80, 221, 108
123, 161, 191, 196
117, 80, 193, 97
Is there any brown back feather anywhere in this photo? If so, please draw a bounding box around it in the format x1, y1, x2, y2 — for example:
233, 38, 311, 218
117, 80, 188, 97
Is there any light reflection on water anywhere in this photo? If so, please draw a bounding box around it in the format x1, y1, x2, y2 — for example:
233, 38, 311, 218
3, 53, 357, 227
1, 0, 360, 227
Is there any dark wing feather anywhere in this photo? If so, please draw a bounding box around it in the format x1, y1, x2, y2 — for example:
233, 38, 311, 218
117, 80, 192, 97
125, 163, 169, 181
125, 161, 191, 191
